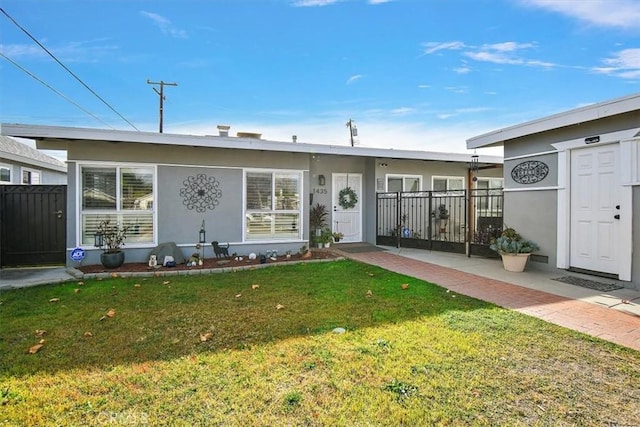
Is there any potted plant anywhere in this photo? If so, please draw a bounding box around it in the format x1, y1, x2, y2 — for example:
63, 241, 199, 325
309, 203, 328, 247
320, 228, 333, 248
490, 227, 540, 272
332, 231, 344, 243
95, 219, 130, 269
435, 204, 449, 233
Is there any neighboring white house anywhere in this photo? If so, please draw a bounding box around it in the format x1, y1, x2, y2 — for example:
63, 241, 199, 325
1, 123, 502, 267
0, 136, 67, 185
467, 92, 640, 289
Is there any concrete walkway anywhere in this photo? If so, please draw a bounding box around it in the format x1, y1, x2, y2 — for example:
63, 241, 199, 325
334, 245, 640, 352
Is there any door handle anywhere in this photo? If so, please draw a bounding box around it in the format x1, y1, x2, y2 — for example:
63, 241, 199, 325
54, 210, 63, 219
614, 214, 620, 220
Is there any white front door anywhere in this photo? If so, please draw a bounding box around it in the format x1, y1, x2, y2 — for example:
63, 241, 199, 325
332, 173, 362, 243
570, 144, 620, 275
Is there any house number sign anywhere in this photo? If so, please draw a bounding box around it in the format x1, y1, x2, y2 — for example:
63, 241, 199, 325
511, 160, 549, 184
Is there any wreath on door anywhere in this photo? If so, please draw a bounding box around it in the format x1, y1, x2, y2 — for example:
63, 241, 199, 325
338, 186, 358, 209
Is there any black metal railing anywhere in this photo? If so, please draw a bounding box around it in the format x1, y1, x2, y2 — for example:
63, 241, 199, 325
376, 189, 503, 256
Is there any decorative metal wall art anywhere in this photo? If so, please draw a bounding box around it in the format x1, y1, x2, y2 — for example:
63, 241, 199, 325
511, 160, 549, 184
180, 174, 222, 212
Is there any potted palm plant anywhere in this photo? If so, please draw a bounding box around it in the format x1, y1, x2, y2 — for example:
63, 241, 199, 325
95, 219, 130, 269
490, 227, 540, 272
309, 203, 328, 248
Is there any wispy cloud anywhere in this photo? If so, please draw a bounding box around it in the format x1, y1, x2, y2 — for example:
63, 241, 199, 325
453, 65, 471, 74
593, 48, 640, 79
0, 39, 118, 62
423, 40, 555, 68
369, 0, 394, 4
519, 0, 640, 30
140, 11, 187, 39
346, 74, 363, 84
422, 41, 466, 55
292, 0, 341, 6
464, 42, 554, 67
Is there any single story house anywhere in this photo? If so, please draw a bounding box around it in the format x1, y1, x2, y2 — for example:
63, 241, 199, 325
467, 92, 640, 289
0, 123, 502, 267
0, 135, 67, 185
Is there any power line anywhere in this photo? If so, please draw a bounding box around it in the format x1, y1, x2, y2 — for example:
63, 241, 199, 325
0, 7, 139, 131
0, 52, 115, 129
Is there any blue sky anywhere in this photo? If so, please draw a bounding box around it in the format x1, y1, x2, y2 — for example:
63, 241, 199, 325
1, 0, 639, 158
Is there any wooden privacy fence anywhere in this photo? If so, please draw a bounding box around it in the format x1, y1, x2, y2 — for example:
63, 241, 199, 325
376, 189, 503, 257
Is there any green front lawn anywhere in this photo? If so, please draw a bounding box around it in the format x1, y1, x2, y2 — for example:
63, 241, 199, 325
1, 260, 639, 426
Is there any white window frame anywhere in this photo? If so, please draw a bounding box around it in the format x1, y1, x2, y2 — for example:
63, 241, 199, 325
474, 177, 503, 215
385, 174, 422, 192
244, 168, 303, 242
0, 163, 12, 184
21, 167, 41, 185
431, 175, 465, 193
78, 163, 156, 248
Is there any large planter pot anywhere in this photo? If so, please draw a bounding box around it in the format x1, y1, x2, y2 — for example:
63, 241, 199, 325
500, 253, 530, 272
101, 251, 125, 269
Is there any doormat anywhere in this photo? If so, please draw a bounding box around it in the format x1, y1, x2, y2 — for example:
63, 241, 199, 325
335, 244, 387, 254
552, 276, 623, 292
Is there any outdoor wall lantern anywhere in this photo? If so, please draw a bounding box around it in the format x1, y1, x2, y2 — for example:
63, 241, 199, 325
94, 232, 104, 248
318, 174, 326, 186
199, 220, 206, 244
470, 153, 479, 182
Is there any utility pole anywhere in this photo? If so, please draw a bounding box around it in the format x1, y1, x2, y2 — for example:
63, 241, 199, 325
147, 79, 177, 133
346, 119, 358, 147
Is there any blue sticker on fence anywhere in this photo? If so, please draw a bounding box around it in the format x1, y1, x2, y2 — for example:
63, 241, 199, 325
402, 227, 411, 237
70, 247, 86, 262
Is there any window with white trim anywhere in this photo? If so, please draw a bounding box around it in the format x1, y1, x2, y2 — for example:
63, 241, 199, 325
432, 176, 464, 193
80, 165, 154, 246
386, 174, 421, 192
22, 168, 41, 184
0, 164, 11, 184
475, 178, 503, 212
245, 170, 301, 240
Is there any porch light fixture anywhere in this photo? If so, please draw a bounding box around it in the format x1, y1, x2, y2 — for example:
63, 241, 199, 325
94, 232, 104, 248
318, 174, 326, 186
199, 220, 206, 244
470, 152, 479, 182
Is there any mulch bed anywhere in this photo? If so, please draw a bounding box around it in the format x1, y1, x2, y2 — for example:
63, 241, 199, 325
78, 249, 341, 274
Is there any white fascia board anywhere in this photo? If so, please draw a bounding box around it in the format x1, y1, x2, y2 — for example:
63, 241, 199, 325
1, 123, 503, 165
466, 92, 640, 149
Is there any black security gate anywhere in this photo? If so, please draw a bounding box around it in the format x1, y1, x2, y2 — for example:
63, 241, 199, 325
376, 189, 503, 256
0, 185, 67, 267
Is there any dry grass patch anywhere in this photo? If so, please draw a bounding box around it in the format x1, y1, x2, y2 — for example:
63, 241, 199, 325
1, 260, 639, 425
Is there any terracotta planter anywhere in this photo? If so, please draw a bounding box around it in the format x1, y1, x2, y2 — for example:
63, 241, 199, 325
101, 251, 125, 269
500, 253, 531, 272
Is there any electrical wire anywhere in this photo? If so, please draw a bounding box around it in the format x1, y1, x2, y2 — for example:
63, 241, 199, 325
0, 7, 139, 131
0, 52, 116, 129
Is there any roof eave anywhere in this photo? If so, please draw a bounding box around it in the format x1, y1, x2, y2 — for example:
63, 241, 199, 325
1, 123, 502, 164
466, 92, 640, 149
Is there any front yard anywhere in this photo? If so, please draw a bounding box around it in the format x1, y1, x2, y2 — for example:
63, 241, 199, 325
1, 259, 638, 425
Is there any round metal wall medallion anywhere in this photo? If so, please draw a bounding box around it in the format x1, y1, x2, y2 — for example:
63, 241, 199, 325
511, 160, 549, 184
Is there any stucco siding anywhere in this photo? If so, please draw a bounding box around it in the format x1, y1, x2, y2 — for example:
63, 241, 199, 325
158, 166, 243, 244
67, 140, 310, 170
504, 152, 557, 189
503, 110, 640, 158
503, 189, 557, 267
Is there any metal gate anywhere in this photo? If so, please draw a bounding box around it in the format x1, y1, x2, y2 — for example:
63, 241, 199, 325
0, 185, 67, 267
376, 189, 503, 257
